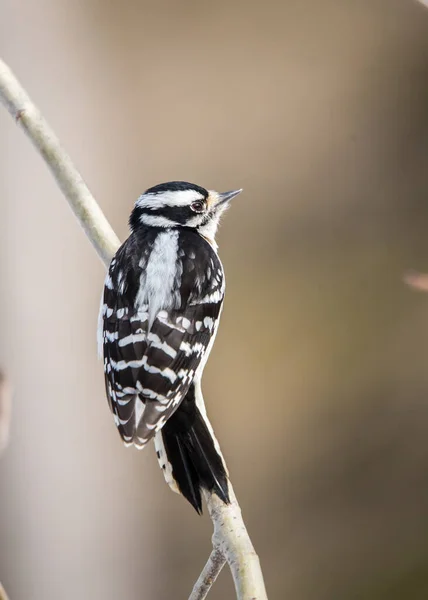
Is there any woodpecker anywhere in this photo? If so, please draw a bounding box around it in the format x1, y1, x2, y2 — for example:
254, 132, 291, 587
98, 181, 242, 513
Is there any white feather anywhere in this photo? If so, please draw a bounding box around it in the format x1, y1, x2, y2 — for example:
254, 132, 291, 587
135, 230, 181, 329
97, 295, 106, 358
154, 432, 180, 493
136, 189, 203, 209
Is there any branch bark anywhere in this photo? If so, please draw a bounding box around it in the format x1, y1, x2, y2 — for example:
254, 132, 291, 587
0, 60, 119, 267
0, 58, 268, 600
189, 548, 226, 600
201, 486, 267, 599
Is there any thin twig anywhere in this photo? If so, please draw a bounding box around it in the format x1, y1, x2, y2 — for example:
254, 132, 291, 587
0, 59, 120, 267
189, 548, 226, 600
0, 58, 267, 600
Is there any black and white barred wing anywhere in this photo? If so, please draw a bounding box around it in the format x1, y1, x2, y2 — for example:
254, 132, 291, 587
102, 299, 222, 448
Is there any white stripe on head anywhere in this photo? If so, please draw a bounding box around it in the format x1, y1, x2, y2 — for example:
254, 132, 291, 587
138, 214, 178, 227
136, 189, 204, 209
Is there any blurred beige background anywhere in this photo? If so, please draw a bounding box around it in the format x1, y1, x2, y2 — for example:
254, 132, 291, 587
2, 0, 428, 598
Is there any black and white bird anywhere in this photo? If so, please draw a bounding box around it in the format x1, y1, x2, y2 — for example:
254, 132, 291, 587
98, 181, 242, 513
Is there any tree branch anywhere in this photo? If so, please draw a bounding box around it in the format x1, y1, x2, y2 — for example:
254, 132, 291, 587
189, 548, 226, 600
0, 58, 268, 600
202, 486, 267, 599
0, 59, 120, 267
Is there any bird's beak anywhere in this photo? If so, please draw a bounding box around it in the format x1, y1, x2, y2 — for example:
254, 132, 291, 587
216, 189, 243, 207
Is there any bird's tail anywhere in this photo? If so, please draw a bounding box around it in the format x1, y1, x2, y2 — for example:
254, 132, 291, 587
154, 385, 229, 514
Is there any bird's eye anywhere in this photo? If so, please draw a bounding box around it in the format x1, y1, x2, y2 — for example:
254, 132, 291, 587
191, 200, 205, 213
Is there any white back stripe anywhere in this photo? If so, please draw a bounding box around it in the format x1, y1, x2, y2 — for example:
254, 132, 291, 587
135, 230, 180, 329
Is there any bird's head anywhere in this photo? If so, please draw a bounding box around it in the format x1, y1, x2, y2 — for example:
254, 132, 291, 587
129, 181, 242, 245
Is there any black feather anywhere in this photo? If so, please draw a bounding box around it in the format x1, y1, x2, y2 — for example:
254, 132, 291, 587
161, 384, 230, 513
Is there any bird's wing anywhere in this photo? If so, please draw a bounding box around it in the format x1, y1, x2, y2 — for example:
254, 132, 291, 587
103, 299, 222, 447
102, 229, 225, 448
